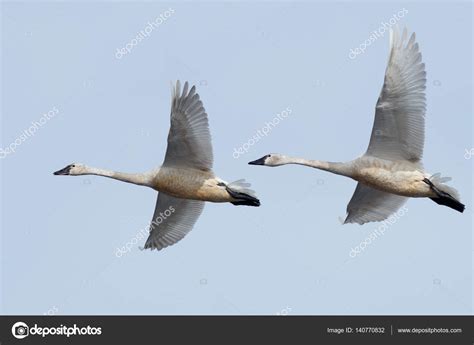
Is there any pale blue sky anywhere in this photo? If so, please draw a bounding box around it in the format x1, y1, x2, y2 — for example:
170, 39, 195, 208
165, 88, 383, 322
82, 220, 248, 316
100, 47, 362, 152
1, 1, 472, 315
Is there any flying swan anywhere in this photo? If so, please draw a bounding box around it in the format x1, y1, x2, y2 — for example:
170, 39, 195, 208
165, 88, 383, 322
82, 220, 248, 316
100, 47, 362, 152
54, 81, 260, 250
249, 28, 464, 224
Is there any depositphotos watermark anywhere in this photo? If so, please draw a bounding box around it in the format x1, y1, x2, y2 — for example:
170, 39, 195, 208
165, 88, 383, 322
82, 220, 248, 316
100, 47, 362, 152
1, 106, 60, 159
233, 107, 292, 159
115, 205, 175, 257
43, 305, 59, 316
11, 321, 101, 340
464, 148, 474, 159
349, 205, 408, 258
115, 8, 175, 59
349, 8, 408, 60
275, 306, 292, 316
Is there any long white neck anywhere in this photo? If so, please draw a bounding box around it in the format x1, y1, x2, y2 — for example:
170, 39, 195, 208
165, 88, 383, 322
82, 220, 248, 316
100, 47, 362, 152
81, 166, 156, 187
279, 156, 354, 178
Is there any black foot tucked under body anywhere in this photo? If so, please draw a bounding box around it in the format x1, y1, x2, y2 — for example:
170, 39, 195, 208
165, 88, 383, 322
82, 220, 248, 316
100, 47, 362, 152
423, 178, 465, 213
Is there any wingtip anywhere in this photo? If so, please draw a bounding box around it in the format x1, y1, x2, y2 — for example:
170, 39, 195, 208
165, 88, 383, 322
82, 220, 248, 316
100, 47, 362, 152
402, 26, 408, 42
171, 80, 177, 99
389, 27, 394, 49
389, 25, 414, 51
171, 80, 199, 97
189, 84, 196, 95
182, 81, 189, 97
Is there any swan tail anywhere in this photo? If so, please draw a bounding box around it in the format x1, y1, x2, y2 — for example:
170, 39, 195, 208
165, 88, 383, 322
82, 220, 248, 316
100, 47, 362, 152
424, 175, 465, 213
226, 179, 261, 207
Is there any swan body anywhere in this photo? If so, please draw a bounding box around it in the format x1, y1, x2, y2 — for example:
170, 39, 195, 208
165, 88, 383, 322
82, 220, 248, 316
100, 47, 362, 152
351, 157, 431, 198
54, 81, 260, 250
249, 28, 464, 224
153, 167, 234, 202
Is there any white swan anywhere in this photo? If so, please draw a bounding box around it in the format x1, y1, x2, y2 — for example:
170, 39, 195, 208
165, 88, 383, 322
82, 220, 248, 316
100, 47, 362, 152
54, 81, 260, 250
249, 28, 464, 224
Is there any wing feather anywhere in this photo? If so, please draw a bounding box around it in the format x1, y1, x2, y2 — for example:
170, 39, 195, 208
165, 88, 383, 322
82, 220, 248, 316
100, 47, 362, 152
345, 183, 407, 225
144, 193, 204, 250
365, 28, 427, 162
162, 81, 213, 170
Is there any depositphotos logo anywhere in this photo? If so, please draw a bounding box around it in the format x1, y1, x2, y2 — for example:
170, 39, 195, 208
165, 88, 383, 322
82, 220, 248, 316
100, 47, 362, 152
11, 321, 102, 339
12, 322, 29, 339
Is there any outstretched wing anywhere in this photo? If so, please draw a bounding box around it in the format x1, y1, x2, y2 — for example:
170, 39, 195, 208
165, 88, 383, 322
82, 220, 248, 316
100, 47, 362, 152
144, 193, 204, 250
365, 28, 427, 162
162, 81, 213, 171
345, 183, 407, 225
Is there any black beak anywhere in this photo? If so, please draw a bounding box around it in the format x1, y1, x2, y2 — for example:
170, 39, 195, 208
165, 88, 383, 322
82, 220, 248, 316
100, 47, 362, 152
53, 165, 72, 176
248, 156, 267, 165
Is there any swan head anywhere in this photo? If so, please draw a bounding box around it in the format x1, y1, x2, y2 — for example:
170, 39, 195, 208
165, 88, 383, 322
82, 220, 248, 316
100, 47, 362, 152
53, 163, 86, 176
248, 154, 286, 167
